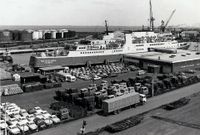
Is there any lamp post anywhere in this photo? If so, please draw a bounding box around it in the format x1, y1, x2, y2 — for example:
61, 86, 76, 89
80, 120, 87, 135
151, 73, 155, 97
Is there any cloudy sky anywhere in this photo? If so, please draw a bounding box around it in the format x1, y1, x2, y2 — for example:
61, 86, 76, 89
0, 0, 199, 26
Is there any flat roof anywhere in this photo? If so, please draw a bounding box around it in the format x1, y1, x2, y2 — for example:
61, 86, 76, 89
39, 66, 64, 71
125, 50, 200, 63
18, 72, 40, 78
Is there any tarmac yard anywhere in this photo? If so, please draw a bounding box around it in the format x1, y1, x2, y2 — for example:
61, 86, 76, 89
2, 79, 200, 135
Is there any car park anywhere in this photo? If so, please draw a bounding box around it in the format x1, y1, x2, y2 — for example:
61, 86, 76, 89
26, 121, 38, 132
7, 125, 21, 135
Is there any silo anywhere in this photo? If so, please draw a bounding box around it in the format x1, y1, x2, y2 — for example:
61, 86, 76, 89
62, 29, 69, 38
60, 29, 68, 38
44, 30, 51, 39
32, 31, 40, 40
56, 30, 62, 39
21, 30, 33, 41
12, 30, 21, 41
63, 30, 76, 38
0, 30, 12, 42
51, 30, 57, 39
38, 30, 43, 39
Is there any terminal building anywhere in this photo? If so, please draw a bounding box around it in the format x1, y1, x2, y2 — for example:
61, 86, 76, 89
124, 50, 200, 73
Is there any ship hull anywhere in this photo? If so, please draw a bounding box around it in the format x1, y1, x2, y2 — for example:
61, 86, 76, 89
29, 54, 123, 69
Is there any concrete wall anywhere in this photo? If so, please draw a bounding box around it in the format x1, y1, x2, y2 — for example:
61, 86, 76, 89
173, 59, 200, 72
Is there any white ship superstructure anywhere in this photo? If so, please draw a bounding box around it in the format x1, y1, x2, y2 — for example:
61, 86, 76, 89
44, 31, 179, 58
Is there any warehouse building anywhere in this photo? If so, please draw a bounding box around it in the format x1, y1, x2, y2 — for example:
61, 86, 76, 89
124, 50, 200, 73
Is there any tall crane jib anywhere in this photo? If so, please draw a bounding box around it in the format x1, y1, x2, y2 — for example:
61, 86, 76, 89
161, 9, 176, 32
149, 0, 155, 31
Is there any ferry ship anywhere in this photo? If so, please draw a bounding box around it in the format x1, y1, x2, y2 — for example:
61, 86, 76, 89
29, 31, 183, 69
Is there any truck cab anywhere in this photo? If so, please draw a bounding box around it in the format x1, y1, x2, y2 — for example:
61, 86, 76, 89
139, 94, 147, 104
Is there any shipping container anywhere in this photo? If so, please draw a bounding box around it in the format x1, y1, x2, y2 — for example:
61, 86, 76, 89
102, 92, 146, 115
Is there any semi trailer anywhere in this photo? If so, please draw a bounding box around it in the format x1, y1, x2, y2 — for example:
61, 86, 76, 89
102, 92, 146, 115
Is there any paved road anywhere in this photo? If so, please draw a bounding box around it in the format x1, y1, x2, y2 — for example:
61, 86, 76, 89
30, 83, 200, 135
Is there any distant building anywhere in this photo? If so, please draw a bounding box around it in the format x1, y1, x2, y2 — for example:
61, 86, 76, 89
180, 31, 199, 38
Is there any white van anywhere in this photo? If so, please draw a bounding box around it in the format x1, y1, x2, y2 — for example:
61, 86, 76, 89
66, 75, 76, 82
56, 72, 76, 82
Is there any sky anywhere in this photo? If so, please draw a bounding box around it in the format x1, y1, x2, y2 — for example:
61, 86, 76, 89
0, 0, 200, 26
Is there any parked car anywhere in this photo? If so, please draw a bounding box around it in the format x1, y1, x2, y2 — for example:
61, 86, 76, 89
34, 107, 43, 113
49, 115, 60, 124
33, 118, 47, 130
7, 125, 20, 135
137, 70, 146, 75
26, 121, 38, 132
16, 122, 29, 133
0, 120, 8, 130
18, 117, 28, 124
26, 114, 35, 122
41, 111, 51, 119
93, 75, 101, 80
34, 113, 44, 119
42, 117, 53, 126
19, 109, 29, 117
7, 118, 18, 125
10, 112, 21, 119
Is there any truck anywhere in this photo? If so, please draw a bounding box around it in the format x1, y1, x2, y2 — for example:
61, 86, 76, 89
102, 92, 146, 115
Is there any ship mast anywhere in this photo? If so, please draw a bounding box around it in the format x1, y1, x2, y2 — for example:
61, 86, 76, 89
149, 0, 155, 31
105, 20, 109, 35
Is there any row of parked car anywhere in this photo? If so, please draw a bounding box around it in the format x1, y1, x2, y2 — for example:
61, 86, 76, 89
66, 63, 129, 81
0, 102, 60, 135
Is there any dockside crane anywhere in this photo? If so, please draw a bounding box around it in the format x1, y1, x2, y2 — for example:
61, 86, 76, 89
149, 0, 155, 31
105, 20, 109, 35
161, 9, 176, 32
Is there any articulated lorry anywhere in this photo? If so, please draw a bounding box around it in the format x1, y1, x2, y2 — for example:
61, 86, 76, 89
102, 92, 146, 115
